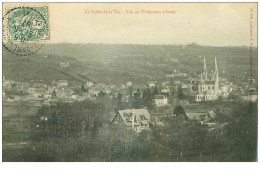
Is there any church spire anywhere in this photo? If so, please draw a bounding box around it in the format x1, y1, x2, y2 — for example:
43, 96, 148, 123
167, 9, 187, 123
203, 57, 207, 80
204, 57, 207, 72
214, 57, 219, 82
214, 57, 219, 96
215, 57, 218, 74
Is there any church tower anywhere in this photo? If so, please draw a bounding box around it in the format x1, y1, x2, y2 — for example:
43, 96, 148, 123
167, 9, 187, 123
201, 57, 208, 80
214, 57, 219, 95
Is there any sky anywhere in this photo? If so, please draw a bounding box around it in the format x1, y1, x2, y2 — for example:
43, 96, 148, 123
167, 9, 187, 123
3, 3, 258, 46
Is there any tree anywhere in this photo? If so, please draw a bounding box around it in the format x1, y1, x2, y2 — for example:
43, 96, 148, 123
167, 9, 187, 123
228, 92, 239, 101
174, 105, 185, 116
149, 116, 207, 161
52, 89, 56, 97
177, 84, 185, 100
26, 100, 108, 161
116, 92, 123, 109
97, 91, 106, 98
132, 89, 142, 109
128, 86, 133, 104
81, 84, 88, 93
153, 86, 159, 96
142, 89, 153, 109
224, 101, 257, 161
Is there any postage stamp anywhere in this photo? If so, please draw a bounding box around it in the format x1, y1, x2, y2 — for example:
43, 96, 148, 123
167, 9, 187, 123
2, 6, 50, 56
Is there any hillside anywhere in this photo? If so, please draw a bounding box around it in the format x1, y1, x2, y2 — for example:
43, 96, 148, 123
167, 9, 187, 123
3, 44, 258, 86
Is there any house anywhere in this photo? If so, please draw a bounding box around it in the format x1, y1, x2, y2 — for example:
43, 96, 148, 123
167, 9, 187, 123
3, 79, 13, 89
185, 110, 218, 127
241, 92, 258, 102
173, 81, 181, 85
126, 81, 133, 88
71, 94, 78, 99
112, 109, 151, 133
85, 81, 94, 87
57, 80, 69, 87
56, 88, 74, 99
52, 80, 69, 88
161, 86, 171, 96
150, 116, 164, 126
219, 85, 230, 98
15, 82, 30, 90
207, 110, 217, 120
60, 62, 70, 68
185, 112, 207, 122
153, 95, 168, 106
147, 81, 156, 88
162, 81, 171, 87
29, 80, 46, 88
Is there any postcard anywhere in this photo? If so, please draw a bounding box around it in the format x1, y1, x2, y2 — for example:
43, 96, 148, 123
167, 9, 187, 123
2, 2, 258, 162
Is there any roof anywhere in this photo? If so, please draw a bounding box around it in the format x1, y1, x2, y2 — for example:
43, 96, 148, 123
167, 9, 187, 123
162, 81, 171, 85
147, 81, 156, 84
154, 95, 166, 99
208, 110, 217, 119
58, 80, 68, 83
185, 112, 207, 121
200, 80, 215, 85
117, 109, 150, 125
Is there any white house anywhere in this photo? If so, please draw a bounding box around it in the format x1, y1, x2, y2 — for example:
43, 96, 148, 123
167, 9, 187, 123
112, 109, 151, 133
86, 81, 94, 87
60, 62, 70, 68
161, 86, 171, 96
147, 81, 156, 88
126, 81, 133, 88
153, 95, 168, 106
57, 80, 69, 87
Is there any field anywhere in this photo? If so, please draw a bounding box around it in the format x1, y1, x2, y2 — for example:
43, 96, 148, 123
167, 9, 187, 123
2, 105, 40, 161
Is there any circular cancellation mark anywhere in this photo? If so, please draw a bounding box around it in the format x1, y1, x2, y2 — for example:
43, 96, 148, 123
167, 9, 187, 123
2, 6, 50, 56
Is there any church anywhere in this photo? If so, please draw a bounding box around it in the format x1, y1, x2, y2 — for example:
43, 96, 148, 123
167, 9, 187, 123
189, 57, 219, 102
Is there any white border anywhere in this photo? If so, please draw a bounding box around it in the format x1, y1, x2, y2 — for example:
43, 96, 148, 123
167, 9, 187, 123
0, 1, 259, 179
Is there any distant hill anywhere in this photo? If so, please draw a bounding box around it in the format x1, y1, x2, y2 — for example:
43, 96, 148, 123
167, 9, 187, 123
3, 44, 258, 86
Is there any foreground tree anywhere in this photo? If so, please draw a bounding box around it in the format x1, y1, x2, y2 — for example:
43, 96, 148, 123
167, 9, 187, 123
224, 101, 257, 161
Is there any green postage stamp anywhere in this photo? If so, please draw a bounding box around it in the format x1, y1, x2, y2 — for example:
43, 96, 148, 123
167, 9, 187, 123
3, 6, 50, 55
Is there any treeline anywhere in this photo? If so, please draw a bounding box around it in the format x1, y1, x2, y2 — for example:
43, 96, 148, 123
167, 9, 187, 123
3, 100, 257, 162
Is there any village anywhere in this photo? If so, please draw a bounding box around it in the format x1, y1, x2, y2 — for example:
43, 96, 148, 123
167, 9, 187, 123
2, 57, 257, 135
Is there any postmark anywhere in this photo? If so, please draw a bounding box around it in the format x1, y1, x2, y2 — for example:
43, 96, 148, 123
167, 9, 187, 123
2, 6, 50, 56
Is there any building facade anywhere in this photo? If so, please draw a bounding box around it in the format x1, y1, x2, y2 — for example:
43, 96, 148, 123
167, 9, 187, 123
190, 58, 220, 102
153, 95, 168, 106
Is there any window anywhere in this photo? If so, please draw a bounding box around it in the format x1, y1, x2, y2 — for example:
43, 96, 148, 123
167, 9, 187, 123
208, 86, 210, 90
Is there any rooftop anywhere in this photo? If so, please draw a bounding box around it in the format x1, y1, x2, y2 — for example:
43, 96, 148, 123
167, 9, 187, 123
154, 95, 166, 99
118, 109, 151, 125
